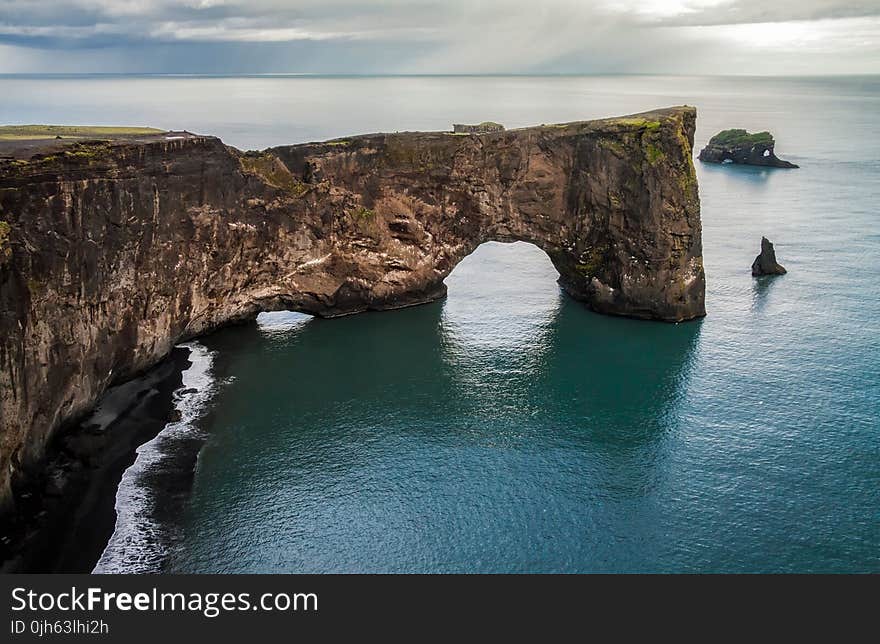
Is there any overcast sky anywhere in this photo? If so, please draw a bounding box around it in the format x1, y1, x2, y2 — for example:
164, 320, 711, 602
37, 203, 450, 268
0, 0, 878, 74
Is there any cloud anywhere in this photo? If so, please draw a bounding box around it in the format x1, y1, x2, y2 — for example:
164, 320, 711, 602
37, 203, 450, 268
0, 0, 877, 73
638, 0, 880, 26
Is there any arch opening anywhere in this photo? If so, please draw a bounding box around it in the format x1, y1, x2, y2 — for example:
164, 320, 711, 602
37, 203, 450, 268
443, 240, 562, 313
256, 310, 314, 334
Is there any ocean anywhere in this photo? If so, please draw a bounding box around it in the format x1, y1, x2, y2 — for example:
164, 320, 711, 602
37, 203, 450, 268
4, 74, 877, 572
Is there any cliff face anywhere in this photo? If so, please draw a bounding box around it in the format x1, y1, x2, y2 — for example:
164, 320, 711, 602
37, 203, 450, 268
0, 106, 704, 513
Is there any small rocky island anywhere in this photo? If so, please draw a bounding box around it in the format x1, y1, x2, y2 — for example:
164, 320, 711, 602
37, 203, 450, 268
752, 237, 787, 276
699, 129, 798, 168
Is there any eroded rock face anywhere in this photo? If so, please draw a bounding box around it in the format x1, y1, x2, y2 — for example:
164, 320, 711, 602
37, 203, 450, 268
0, 106, 705, 513
699, 129, 798, 168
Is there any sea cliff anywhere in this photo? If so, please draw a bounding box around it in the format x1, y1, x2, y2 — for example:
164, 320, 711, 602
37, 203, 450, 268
0, 106, 705, 516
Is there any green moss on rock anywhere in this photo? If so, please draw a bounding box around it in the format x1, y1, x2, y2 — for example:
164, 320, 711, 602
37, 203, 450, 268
350, 206, 380, 236
352, 206, 376, 220
598, 138, 625, 155
608, 191, 623, 208
575, 245, 609, 277
645, 143, 665, 165
240, 153, 308, 197
708, 129, 774, 147
27, 277, 49, 295
0, 220, 11, 263
613, 117, 661, 131
61, 142, 113, 162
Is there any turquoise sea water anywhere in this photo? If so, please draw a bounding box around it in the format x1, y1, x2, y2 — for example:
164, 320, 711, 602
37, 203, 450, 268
4, 75, 877, 572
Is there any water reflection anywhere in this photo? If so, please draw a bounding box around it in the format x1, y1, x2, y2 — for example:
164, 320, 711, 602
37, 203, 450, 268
440, 242, 564, 443
546, 304, 701, 446
546, 302, 702, 501
440, 242, 701, 451
698, 161, 773, 186
750, 275, 781, 312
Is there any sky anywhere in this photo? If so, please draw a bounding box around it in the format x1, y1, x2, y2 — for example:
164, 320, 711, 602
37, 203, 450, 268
0, 0, 878, 75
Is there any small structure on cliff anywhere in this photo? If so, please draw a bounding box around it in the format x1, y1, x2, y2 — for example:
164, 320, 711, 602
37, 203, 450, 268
452, 121, 505, 134
752, 237, 787, 276
699, 129, 798, 168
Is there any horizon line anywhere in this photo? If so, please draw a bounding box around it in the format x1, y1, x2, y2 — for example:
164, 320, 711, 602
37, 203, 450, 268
0, 71, 880, 78
0, 72, 878, 79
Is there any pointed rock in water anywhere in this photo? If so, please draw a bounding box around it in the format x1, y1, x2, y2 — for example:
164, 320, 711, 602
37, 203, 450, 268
699, 129, 798, 168
752, 237, 787, 276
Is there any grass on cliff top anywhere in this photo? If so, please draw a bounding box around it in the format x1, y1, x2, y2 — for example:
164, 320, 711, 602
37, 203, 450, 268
610, 117, 661, 130
709, 129, 774, 146
0, 125, 163, 140
240, 153, 308, 197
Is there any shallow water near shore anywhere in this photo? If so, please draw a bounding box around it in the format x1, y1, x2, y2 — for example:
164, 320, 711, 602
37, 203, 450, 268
4, 74, 877, 572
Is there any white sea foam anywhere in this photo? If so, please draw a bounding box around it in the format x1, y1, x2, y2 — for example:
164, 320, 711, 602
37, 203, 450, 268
92, 342, 216, 574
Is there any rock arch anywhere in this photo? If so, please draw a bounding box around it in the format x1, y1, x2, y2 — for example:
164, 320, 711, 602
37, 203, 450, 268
0, 106, 704, 511
266, 106, 703, 322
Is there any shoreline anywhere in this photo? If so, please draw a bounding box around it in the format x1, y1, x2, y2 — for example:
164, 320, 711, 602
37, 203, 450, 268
94, 342, 218, 573
0, 347, 192, 573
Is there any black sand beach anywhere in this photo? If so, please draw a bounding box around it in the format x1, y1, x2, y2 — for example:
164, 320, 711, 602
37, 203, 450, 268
0, 347, 192, 573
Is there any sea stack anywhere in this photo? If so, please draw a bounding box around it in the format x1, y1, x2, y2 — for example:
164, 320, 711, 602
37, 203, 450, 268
699, 129, 798, 168
752, 237, 787, 276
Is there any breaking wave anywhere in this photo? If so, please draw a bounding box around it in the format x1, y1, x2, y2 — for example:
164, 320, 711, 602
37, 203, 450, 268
92, 342, 216, 574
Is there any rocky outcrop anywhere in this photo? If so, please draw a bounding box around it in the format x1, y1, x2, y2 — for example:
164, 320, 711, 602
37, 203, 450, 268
0, 106, 705, 514
699, 129, 798, 168
752, 237, 787, 276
